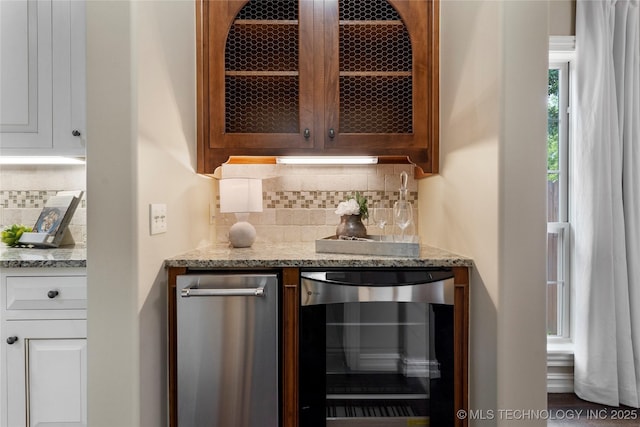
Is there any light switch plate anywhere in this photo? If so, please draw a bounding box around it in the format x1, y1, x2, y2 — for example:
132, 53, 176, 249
149, 203, 167, 235
209, 202, 216, 224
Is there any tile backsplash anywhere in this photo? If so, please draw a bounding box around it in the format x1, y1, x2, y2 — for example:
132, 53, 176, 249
217, 163, 419, 243
0, 165, 86, 244
0, 162, 419, 247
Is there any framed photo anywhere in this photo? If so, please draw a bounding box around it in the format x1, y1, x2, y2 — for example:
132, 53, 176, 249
34, 207, 67, 234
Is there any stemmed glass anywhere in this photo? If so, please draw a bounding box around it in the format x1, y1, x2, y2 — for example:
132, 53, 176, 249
371, 202, 389, 238
393, 200, 413, 242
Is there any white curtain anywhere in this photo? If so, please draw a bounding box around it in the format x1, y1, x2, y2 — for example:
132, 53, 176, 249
574, 0, 640, 407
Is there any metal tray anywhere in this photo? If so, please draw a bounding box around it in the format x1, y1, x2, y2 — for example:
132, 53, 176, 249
315, 235, 420, 258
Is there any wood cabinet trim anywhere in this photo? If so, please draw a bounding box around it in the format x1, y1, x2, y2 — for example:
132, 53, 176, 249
167, 266, 186, 427
453, 266, 470, 427
195, 0, 207, 173
282, 267, 300, 427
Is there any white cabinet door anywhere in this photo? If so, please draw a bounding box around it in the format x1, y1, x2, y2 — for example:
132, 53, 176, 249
4, 320, 87, 427
0, 0, 86, 156
50, 0, 86, 155
0, 0, 53, 149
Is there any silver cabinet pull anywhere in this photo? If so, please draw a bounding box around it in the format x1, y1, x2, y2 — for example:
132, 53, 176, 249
181, 285, 265, 298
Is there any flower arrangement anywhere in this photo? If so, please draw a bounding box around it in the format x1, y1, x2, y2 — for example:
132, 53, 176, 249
335, 192, 368, 220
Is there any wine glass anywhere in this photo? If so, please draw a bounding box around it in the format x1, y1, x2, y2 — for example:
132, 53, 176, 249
372, 202, 389, 237
393, 200, 413, 242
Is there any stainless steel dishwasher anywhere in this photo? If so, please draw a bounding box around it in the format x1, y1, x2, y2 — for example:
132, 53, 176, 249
176, 273, 279, 427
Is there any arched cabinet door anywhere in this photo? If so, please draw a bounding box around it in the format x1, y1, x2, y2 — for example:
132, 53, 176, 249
197, 0, 439, 176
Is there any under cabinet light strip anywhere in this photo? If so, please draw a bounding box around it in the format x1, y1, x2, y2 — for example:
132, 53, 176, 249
0, 156, 86, 165
275, 156, 378, 165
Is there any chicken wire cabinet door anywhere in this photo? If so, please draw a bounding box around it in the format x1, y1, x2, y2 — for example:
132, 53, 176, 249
197, 0, 439, 176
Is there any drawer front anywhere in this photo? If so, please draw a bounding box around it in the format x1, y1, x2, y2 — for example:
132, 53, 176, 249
6, 276, 87, 311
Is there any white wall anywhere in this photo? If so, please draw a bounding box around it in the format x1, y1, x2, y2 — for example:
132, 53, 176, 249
420, 0, 548, 425
135, 1, 214, 426
498, 1, 548, 421
86, 1, 137, 425
86, 1, 212, 426
549, 0, 575, 36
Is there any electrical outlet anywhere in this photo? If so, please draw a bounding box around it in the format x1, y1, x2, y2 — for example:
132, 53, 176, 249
149, 203, 167, 235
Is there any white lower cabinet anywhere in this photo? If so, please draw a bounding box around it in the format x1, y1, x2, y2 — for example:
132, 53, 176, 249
1, 269, 86, 427
5, 321, 87, 427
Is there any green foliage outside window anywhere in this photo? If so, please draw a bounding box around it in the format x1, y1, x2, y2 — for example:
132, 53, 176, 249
548, 69, 560, 182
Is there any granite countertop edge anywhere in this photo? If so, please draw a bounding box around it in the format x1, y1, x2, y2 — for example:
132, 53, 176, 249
1, 259, 87, 268
0, 246, 87, 269
165, 242, 473, 269
1, 242, 472, 269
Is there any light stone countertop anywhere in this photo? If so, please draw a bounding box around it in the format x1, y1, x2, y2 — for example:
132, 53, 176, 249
165, 242, 473, 269
0, 242, 472, 270
0, 245, 86, 268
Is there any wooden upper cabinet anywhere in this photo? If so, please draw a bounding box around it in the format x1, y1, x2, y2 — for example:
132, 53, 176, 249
196, 0, 439, 176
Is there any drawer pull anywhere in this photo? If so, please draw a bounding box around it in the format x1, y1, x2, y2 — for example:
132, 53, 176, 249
6, 336, 18, 345
47, 290, 59, 299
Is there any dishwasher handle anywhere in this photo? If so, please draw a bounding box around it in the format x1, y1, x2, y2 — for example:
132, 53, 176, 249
181, 284, 265, 298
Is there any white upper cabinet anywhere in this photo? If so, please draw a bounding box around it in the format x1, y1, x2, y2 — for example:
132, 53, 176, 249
0, 0, 86, 156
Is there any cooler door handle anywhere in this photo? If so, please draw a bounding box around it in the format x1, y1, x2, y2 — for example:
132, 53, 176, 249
181, 284, 265, 298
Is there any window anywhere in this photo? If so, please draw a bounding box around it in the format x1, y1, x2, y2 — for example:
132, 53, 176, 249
547, 44, 573, 342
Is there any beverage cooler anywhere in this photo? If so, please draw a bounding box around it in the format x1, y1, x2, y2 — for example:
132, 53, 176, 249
299, 269, 455, 427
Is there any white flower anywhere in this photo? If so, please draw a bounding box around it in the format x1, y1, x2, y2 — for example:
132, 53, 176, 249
335, 199, 360, 216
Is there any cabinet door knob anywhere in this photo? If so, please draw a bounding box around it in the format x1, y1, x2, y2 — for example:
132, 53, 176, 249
6, 336, 18, 345
303, 128, 310, 140
72, 129, 81, 137
47, 290, 59, 299
328, 128, 335, 139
